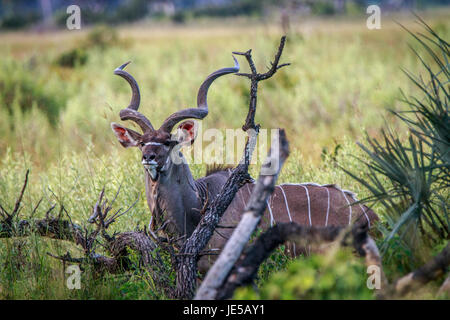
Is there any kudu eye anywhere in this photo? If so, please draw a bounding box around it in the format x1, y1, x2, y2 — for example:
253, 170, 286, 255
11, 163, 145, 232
139, 142, 145, 147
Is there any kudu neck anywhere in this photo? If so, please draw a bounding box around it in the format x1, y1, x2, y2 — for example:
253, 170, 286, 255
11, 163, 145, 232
145, 154, 202, 237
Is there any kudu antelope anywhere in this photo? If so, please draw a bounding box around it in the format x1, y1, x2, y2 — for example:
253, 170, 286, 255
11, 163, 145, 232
111, 59, 378, 272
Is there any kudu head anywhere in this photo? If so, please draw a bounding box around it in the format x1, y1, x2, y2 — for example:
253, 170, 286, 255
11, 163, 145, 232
111, 58, 239, 182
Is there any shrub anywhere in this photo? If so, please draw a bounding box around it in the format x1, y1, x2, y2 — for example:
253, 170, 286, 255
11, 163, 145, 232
0, 59, 67, 125
84, 25, 119, 50
0, 12, 40, 30
55, 25, 118, 68
343, 17, 449, 267
191, 0, 265, 18
55, 48, 88, 68
234, 248, 374, 300
172, 12, 187, 24
309, 0, 336, 15
112, 0, 149, 23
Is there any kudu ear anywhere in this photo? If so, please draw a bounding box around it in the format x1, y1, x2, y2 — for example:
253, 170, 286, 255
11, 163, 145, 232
176, 120, 198, 146
111, 122, 142, 148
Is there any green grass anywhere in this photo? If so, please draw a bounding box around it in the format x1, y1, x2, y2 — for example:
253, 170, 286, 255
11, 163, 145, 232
0, 12, 449, 299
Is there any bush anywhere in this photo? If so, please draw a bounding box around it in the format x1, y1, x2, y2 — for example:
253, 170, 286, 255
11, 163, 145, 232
0, 12, 40, 30
172, 12, 187, 24
343, 17, 449, 266
55, 25, 118, 68
84, 25, 119, 50
191, 0, 265, 18
310, 0, 336, 15
112, 0, 149, 23
0, 59, 67, 125
55, 48, 88, 68
234, 248, 374, 299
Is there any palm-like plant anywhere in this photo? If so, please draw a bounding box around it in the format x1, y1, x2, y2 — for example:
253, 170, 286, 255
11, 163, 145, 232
343, 16, 449, 259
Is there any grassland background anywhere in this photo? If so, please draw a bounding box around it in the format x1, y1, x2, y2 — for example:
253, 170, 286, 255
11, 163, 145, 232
0, 9, 449, 299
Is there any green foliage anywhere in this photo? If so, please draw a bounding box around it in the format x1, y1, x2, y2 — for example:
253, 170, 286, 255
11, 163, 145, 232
118, 248, 171, 300
343, 18, 449, 267
113, 0, 149, 23
0, 15, 449, 299
172, 12, 188, 24
55, 48, 88, 68
309, 0, 336, 15
0, 58, 67, 125
0, 12, 40, 30
191, 0, 266, 18
2, 18, 434, 166
54, 0, 150, 27
234, 248, 374, 300
256, 245, 290, 283
84, 25, 119, 50
55, 26, 119, 67
0, 148, 160, 299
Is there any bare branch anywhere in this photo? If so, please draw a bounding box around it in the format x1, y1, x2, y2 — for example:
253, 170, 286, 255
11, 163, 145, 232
174, 37, 290, 300
234, 36, 290, 131
30, 197, 43, 219
196, 130, 290, 300
104, 195, 139, 229
47, 252, 85, 264
215, 222, 379, 300
10, 169, 29, 219
394, 243, 450, 296
437, 275, 450, 296
1, 169, 30, 224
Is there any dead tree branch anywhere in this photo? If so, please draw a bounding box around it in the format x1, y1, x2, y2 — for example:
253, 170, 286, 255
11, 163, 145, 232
0, 178, 174, 296
0, 170, 29, 226
233, 36, 290, 132
0, 215, 85, 242
174, 36, 290, 300
215, 222, 381, 300
195, 129, 290, 299
393, 242, 450, 296
174, 152, 254, 299
437, 274, 450, 296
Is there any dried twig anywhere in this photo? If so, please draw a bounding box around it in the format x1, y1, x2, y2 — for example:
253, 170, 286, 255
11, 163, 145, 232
1, 169, 30, 224
214, 222, 380, 300
233, 36, 290, 132
174, 36, 291, 300
393, 243, 450, 296
196, 130, 290, 300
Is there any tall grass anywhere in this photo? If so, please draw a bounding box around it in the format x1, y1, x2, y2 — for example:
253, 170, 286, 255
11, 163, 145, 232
0, 13, 449, 299
2, 16, 448, 168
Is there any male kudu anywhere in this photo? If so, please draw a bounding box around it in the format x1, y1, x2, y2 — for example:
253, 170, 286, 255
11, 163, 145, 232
110, 59, 378, 272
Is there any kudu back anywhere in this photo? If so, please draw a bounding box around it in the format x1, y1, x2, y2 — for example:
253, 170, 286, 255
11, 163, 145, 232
110, 59, 378, 273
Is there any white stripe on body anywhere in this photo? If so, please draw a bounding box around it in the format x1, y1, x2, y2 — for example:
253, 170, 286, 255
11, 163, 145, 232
324, 187, 330, 227
280, 182, 357, 199
341, 190, 352, 225
278, 185, 292, 222
277, 185, 297, 257
359, 204, 371, 227
266, 199, 274, 227
298, 185, 312, 226
247, 182, 275, 227
280, 182, 370, 227
240, 189, 247, 208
